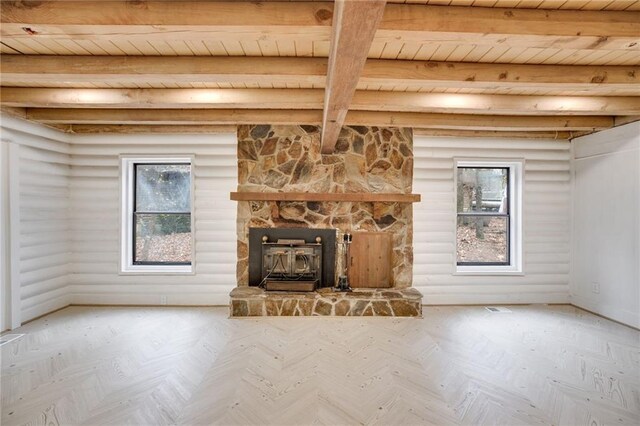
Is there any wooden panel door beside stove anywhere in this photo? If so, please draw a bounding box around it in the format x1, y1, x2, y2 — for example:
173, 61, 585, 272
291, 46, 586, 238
348, 232, 393, 288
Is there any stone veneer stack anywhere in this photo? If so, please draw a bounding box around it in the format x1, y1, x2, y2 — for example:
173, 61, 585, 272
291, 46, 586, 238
236, 125, 415, 288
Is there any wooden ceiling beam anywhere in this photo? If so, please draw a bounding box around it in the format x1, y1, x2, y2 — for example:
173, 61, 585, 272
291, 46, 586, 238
361, 60, 640, 92
27, 108, 323, 125
378, 4, 640, 50
59, 125, 574, 140
0, 88, 324, 110
321, 0, 387, 153
24, 108, 613, 131
0, 1, 334, 42
2, 56, 637, 93
350, 92, 640, 116
0, 55, 328, 86
1, 2, 637, 51
412, 129, 573, 140
58, 124, 237, 134
4, 88, 639, 116
345, 111, 612, 131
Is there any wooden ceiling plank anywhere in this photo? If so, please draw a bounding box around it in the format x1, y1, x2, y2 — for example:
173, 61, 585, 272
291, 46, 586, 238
4, 88, 639, 116
321, 0, 387, 153
24, 108, 613, 131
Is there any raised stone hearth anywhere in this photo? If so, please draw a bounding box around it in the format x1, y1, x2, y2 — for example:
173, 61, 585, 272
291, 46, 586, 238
230, 287, 423, 317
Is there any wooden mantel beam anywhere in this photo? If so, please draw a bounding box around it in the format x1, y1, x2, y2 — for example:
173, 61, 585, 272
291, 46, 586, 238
24, 108, 614, 131
3, 88, 639, 116
2, 56, 638, 93
1, 2, 637, 51
321, 0, 387, 154
229, 192, 421, 203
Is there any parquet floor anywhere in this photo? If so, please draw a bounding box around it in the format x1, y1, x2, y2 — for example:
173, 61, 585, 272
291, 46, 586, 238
1, 305, 638, 425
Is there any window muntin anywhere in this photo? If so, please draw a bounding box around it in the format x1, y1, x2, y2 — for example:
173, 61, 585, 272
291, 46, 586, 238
456, 167, 510, 266
133, 163, 192, 265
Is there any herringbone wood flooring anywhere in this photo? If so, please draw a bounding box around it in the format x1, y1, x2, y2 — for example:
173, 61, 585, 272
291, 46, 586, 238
1, 305, 638, 425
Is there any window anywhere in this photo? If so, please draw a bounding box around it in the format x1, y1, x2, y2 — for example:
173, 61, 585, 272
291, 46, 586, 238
121, 157, 194, 274
455, 160, 523, 274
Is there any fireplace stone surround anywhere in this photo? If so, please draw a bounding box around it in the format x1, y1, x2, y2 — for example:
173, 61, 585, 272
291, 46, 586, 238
232, 124, 422, 317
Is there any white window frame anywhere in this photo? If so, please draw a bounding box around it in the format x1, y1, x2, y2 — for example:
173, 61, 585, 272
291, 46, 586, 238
454, 158, 524, 275
120, 156, 195, 274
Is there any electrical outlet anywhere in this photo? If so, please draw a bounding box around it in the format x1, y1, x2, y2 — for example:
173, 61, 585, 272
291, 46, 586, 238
591, 281, 600, 294
160, 295, 168, 305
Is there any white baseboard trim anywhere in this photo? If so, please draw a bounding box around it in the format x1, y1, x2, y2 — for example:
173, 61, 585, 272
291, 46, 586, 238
570, 295, 640, 329
415, 284, 570, 305
21, 294, 71, 325
69, 290, 232, 307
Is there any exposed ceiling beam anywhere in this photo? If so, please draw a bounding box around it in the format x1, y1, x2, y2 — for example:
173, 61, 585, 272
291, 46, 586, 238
1, 2, 637, 51
0, 106, 26, 119
0, 1, 334, 42
321, 0, 387, 153
379, 3, 640, 50
412, 129, 573, 140
360, 60, 640, 93
345, 111, 612, 131
614, 115, 640, 126
0, 88, 323, 110
4, 88, 638, 116
350, 92, 640, 116
57, 125, 576, 139
57, 124, 237, 134
27, 108, 324, 125
2, 56, 638, 93
0, 55, 328, 86
24, 108, 613, 131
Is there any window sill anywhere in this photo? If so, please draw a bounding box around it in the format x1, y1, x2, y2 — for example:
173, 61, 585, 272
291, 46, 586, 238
454, 266, 523, 276
120, 265, 194, 275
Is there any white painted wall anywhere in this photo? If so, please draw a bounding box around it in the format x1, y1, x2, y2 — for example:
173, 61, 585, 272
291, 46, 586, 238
413, 136, 572, 304
1, 115, 72, 326
69, 133, 238, 306
571, 122, 640, 328
1, 116, 237, 325
8, 115, 633, 322
1, 140, 11, 331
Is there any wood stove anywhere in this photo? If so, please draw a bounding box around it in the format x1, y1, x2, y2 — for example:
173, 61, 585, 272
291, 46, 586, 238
261, 238, 322, 292
248, 228, 337, 290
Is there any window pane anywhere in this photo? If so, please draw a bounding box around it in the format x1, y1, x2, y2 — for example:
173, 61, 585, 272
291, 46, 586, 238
136, 164, 190, 212
457, 216, 508, 264
457, 168, 508, 213
135, 214, 191, 263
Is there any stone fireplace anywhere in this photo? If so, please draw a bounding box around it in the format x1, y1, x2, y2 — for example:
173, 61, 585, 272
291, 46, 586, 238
231, 124, 422, 316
